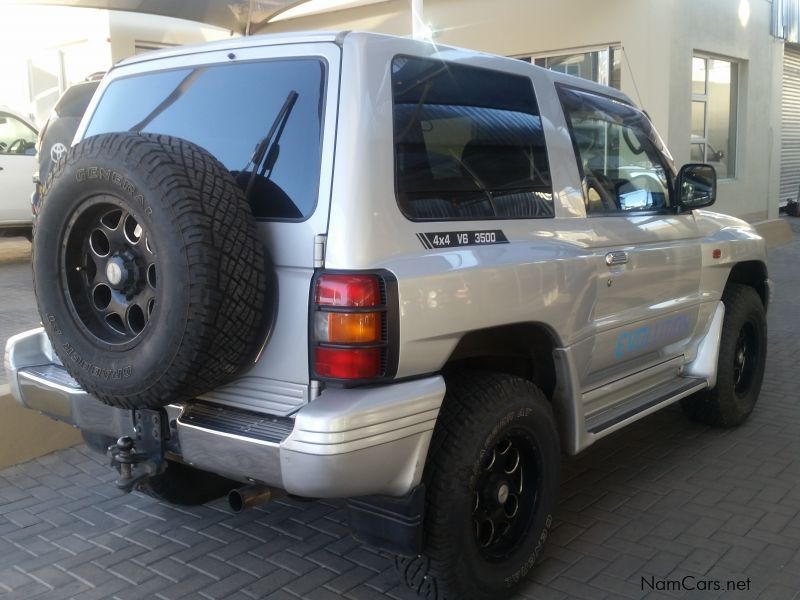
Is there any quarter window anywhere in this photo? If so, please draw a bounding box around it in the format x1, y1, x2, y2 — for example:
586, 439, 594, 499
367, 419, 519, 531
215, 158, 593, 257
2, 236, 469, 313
559, 87, 673, 214
391, 56, 554, 221
691, 55, 738, 178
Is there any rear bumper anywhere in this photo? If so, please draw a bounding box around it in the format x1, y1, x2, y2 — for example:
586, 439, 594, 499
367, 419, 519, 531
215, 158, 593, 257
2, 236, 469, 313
5, 328, 444, 498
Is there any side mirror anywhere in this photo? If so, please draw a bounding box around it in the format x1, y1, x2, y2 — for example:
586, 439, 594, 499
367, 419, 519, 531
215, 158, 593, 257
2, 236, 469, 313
676, 163, 716, 211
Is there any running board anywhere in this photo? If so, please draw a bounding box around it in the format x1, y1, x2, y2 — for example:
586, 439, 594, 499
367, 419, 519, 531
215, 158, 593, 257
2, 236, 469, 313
586, 377, 706, 435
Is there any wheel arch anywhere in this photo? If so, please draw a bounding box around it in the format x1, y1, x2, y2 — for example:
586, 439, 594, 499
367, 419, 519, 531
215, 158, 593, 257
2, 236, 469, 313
725, 260, 769, 309
438, 322, 580, 455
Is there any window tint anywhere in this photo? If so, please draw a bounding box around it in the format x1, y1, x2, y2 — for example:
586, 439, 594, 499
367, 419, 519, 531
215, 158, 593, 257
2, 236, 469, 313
559, 87, 673, 214
391, 56, 553, 221
0, 114, 37, 156
85, 59, 326, 220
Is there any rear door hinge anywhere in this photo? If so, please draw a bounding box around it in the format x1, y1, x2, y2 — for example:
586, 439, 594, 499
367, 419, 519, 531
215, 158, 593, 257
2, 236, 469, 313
313, 234, 326, 268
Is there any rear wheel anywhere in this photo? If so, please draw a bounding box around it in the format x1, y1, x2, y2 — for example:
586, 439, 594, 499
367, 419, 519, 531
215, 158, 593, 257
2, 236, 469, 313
396, 373, 560, 600
681, 284, 767, 427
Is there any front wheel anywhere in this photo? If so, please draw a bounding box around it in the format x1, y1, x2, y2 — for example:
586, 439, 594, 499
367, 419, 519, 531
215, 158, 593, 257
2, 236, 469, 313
396, 373, 560, 600
681, 284, 767, 427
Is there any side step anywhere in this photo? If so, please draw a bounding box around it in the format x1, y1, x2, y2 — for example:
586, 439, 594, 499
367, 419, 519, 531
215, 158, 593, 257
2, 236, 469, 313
586, 377, 706, 434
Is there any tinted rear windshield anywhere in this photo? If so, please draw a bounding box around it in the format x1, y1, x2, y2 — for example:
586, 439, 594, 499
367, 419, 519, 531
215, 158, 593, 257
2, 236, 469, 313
85, 58, 326, 220
391, 56, 553, 221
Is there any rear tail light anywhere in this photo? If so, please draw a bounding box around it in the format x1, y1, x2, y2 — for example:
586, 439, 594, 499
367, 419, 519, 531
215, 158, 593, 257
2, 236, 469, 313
311, 273, 393, 381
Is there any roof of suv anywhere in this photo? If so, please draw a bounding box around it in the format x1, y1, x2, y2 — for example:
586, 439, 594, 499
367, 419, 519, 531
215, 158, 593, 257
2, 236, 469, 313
114, 30, 634, 108
116, 30, 348, 67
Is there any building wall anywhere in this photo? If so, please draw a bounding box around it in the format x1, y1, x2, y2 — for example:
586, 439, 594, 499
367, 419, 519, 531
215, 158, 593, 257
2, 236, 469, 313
258, 0, 782, 221
665, 0, 782, 221
107, 11, 232, 63
0, 7, 231, 126
0, 6, 110, 124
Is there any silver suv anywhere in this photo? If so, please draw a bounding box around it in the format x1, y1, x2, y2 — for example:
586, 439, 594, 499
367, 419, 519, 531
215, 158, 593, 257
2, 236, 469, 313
5, 31, 769, 600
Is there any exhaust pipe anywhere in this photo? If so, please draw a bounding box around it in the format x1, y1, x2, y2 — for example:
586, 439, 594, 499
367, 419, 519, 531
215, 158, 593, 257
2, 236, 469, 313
228, 484, 283, 512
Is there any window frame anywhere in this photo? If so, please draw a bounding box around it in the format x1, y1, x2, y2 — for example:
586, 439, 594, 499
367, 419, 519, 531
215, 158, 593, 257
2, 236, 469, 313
691, 53, 739, 179
390, 54, 556, 223
556, 83, 677, 217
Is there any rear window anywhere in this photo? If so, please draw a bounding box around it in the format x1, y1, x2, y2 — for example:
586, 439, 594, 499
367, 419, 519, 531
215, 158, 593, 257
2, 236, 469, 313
391, 56, 553, 221
85, 58, 326, 220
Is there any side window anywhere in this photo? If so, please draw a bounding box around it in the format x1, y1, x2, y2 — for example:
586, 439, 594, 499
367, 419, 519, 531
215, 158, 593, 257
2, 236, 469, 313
558, 87, 673, 214
0, 114, 37, 156
391, 56, 554, 221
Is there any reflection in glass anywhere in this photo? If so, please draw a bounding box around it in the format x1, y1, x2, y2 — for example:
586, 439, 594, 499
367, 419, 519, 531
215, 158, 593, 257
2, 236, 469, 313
692, 56, 707, 95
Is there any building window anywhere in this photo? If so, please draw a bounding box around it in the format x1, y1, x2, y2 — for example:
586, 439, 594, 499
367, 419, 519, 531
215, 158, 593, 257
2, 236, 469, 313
691, 55, 738, 178
518, 46, 622, 89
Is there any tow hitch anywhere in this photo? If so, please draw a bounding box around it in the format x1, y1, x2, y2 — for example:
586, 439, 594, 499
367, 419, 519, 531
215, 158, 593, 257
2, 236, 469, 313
108, 408, 169, 492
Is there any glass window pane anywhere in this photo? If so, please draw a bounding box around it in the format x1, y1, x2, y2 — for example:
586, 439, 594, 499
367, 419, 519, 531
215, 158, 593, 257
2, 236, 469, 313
690, 142, 705, 162
542, 52, 599, 83
707, 59, 735, 178
85, 59, 326, 219
0, 114, 37, 155
691, 101, 706, 138
391, 56, 554, 220
559, 88, 672, 213
692, 56, 707, 95
610, 47, 622, 90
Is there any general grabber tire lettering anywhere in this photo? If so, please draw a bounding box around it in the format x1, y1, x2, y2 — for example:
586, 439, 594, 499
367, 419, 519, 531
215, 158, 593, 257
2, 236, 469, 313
680, 283, 767, 427
33, 133, 267, 409
396, 372, 560, 600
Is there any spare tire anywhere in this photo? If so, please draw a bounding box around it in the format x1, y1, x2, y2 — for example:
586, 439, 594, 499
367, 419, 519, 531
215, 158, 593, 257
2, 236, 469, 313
34, 132, 267, 409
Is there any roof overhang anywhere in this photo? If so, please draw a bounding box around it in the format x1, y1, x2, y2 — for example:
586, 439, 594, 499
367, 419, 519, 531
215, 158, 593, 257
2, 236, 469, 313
0, 0, 313, 34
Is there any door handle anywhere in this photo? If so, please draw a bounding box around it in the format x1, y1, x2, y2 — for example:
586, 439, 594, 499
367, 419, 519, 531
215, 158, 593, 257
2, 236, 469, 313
605, 250, 628, 266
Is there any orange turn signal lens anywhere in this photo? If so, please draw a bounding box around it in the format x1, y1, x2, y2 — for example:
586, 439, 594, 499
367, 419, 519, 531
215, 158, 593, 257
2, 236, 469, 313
317, 312, 381, 343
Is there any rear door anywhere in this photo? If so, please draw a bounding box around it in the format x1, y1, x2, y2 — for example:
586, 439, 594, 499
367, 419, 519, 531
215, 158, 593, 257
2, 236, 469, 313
81, 41, 340, 415
0, 111, 37, 224
557, 87, 703, 391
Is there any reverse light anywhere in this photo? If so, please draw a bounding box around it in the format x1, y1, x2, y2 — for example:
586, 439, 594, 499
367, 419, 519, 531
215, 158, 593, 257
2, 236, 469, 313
311, 273, 391, 381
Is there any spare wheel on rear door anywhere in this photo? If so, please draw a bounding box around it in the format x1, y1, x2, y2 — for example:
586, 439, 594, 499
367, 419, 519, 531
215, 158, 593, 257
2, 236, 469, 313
33, 132, 268, 409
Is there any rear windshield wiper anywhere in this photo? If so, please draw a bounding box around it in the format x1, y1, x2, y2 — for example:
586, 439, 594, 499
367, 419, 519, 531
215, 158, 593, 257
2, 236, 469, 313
243, 90, 299, 200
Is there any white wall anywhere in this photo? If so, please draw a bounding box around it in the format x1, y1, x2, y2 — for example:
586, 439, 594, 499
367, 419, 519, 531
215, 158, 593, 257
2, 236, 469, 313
107, 11, 233, 63
257, 0, 781, 221
0, 6, 110, 124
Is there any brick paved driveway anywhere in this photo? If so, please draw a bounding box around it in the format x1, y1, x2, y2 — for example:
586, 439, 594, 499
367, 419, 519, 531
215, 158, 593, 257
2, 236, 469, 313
1, 227, 800, 600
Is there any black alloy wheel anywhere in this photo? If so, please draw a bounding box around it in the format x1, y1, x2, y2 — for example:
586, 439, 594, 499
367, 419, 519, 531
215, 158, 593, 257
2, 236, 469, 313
732, 321, 758, 397
473, 431, 539, 562
63, 198, 158, 347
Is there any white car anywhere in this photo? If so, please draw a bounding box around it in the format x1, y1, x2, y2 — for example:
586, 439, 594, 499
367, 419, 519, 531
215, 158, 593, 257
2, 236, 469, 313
0, 107, 37, 240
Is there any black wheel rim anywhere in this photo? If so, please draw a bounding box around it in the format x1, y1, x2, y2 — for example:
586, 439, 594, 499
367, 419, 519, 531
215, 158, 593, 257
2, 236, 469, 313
62, 196, 158, 346
733, 321, 758, 397
472, 429, 540, 561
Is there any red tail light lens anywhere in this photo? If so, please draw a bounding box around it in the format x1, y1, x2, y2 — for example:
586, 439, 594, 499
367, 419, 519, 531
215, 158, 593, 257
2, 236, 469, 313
314, 347, 381, 379
315, 275, 380, 307
312, 273, 387, 381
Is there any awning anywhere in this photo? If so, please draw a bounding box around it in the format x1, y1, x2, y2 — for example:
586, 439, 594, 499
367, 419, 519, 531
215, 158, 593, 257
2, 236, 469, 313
0, 0, 311, 34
